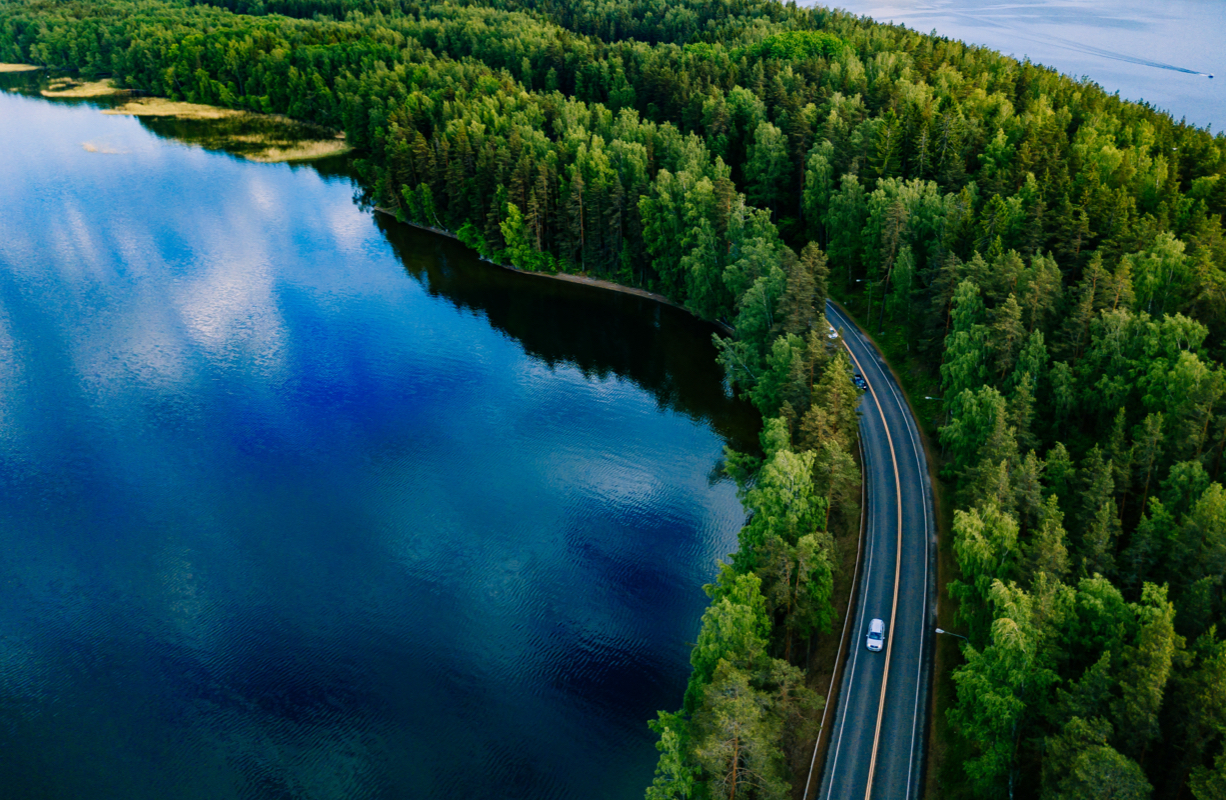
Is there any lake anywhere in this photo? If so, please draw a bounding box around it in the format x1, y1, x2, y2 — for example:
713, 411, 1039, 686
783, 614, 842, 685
822, 0, 1226, 129
0, 82, 758, 799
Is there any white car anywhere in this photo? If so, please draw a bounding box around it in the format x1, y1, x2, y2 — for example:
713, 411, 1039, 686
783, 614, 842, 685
827, 323, 839, 340
866, 618, 885, 652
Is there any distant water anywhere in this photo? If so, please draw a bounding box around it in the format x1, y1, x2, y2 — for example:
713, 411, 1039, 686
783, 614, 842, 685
823, 0, 1226, 129
0, 85, 758, 800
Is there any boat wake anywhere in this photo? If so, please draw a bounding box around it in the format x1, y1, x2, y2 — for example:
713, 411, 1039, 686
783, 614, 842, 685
940, 9, 1213, 78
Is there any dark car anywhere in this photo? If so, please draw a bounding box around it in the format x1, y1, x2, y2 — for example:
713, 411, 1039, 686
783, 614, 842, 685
853, 373, 868, 391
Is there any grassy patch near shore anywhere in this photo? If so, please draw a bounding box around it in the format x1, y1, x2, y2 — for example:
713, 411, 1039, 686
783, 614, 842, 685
103, 98, 349, 162
41, 78, 126, 97
14, 79, 346, 164
102, 97, 241, 119
232, 136, 350, 162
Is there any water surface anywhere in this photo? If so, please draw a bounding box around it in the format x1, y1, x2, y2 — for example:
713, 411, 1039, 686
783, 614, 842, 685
823, 0, 1226, 129
0, 85, 757, 799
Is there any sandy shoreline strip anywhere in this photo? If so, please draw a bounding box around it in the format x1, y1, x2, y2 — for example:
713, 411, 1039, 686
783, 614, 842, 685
0, 63, 41, 73
373, 207, 731, 331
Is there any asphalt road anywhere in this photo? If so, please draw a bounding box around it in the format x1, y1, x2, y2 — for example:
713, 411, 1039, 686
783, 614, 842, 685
815, 301, 936, 800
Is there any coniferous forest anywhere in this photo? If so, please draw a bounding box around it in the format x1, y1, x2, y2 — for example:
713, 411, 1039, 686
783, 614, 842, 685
3, 0, 1226, 797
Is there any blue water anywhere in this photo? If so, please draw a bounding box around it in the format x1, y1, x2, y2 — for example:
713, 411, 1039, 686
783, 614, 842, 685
0, 88, 757, 799
822, 0, 1226, 129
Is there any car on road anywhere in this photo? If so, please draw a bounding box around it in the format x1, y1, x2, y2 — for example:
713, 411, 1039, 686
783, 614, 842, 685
827, 323, 839, 340
866, 618, 885, 651
853, 373, 868, 391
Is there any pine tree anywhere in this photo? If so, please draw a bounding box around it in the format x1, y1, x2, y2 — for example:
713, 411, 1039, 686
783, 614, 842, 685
691, 662, 789, 800
746, 121, 789, 214
802, 140, 835, 243
799, 242, 830, 314
885, 244, 915, 330
1025, 495, 1070, 582
1045, 717, 1153, 800
1112, 584, 1181, 759
1132, 414, 1165, 514
990, 294, 1026, 381
774, 248, 817, 336
941, 281, 990, 424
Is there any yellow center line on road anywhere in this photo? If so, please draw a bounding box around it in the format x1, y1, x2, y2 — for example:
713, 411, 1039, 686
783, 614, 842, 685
836, 324, 903, 800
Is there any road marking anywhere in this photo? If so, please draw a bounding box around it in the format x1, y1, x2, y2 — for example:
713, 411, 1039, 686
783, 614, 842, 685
868, 347, 931, 798
821, 431, 877, 800
828, 304, 936, 800
873, 355, 932, 800
803, 433, 869, 800
818, 306, 876, 800
832, 310, 904, 800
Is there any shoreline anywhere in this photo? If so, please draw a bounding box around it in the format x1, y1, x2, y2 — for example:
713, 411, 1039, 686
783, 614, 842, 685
102, 99, 351, 161
102, 97, 242, 119
373, 207, 733, 334
7, 74, 350, 164
42, 78, 128, 98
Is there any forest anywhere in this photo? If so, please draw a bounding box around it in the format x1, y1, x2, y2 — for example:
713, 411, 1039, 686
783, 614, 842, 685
2, 0, 1225, 797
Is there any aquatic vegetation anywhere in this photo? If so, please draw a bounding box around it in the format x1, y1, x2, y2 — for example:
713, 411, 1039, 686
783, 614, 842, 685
41, 77, 125, 97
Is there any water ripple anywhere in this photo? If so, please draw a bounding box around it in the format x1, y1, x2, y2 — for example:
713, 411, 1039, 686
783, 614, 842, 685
0, 89, 753, 800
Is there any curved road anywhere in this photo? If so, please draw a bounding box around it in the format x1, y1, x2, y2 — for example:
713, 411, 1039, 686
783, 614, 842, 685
815, 301, 937, 800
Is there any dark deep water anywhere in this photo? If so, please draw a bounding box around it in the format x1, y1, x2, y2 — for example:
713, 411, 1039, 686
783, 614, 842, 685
0, 85, 758, 799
